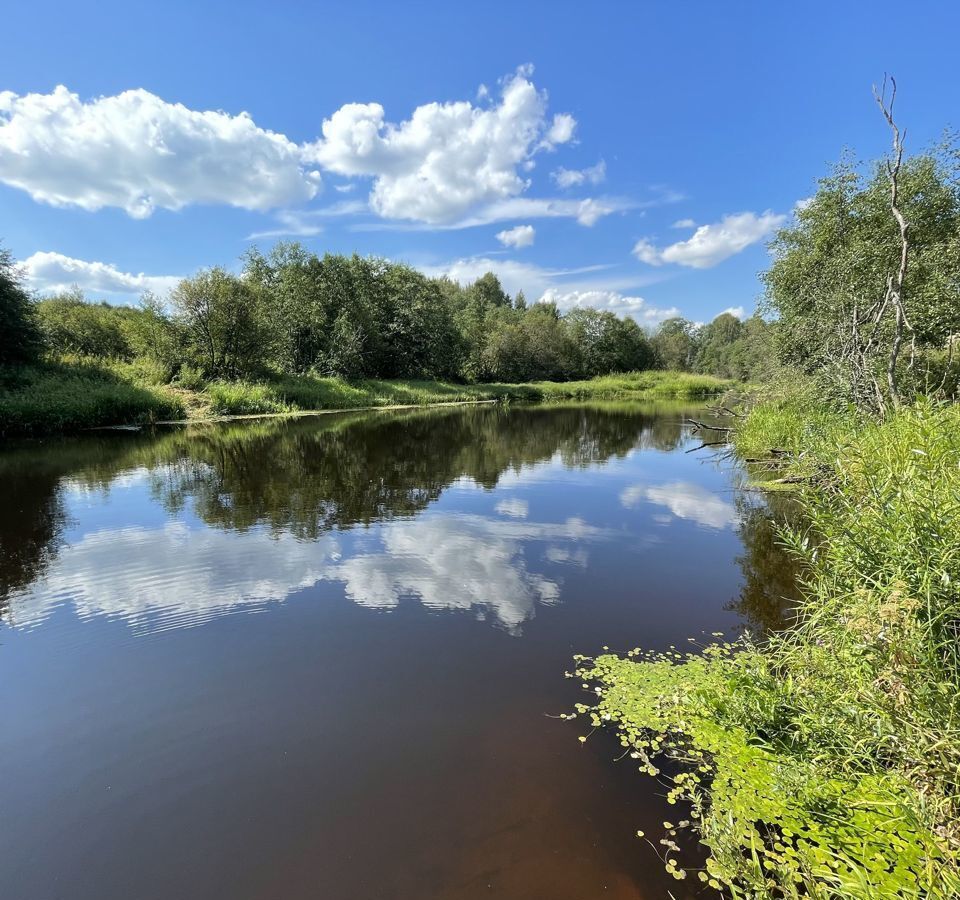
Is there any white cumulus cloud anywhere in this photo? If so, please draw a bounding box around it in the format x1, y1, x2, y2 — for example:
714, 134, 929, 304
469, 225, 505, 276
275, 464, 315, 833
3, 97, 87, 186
544, 113, 577, 146
23, 251, 181, 297
719, 305, 746, 320
552, 160, 606, 189
539, 288, 679, 325
496, 224, 535, 248
303, 66, 577, 224
0, 85, 320, 218
633, 211, 786, 269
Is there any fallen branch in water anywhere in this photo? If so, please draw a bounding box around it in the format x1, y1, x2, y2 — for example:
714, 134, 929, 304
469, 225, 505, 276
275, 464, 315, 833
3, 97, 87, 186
685, 419, 734, 433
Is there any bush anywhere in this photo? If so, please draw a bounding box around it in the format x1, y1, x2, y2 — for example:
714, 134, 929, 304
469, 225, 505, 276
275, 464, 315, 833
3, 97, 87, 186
36, 291, 145, 359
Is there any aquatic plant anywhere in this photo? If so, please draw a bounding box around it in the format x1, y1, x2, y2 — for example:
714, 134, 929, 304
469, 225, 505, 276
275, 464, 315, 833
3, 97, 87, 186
574, 400, 960, 897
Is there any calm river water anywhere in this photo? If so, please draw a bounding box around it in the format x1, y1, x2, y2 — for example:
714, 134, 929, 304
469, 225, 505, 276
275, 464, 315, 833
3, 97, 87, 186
0, 403, 795, 899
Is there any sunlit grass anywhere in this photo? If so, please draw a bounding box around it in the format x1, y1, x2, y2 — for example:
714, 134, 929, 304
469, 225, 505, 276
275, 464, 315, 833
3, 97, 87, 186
0, 358, 184, 436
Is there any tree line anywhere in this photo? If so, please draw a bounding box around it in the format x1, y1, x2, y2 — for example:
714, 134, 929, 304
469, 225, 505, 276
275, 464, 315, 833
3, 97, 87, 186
0, 242, 776, 385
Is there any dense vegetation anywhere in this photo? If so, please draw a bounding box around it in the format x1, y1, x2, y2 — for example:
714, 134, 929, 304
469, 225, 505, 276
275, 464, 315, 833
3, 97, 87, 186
572, 96, 960, 897
13, 247, 664, 384
0, 239, 747, 434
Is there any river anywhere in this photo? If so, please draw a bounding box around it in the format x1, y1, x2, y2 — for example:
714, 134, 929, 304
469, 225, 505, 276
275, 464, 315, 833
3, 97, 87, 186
0, 403, 795, 899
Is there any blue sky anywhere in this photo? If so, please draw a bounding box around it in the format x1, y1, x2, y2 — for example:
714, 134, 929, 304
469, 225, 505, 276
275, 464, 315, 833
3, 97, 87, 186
1, 0, 957, 325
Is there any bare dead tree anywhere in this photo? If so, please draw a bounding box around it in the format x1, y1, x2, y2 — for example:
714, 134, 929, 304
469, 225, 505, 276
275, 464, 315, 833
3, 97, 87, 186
873, 75, 912, 408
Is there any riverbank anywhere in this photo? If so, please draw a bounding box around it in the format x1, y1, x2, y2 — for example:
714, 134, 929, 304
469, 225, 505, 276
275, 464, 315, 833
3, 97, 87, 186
575, 397, 960, 897
0, 358, 730, 436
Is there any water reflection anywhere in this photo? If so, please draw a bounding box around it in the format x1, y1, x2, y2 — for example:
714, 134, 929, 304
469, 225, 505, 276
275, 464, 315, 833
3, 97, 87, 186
727, 494, 805, 634
0, 405, 684, 633
0, 404, 799, 638
620, 480, 738, 529
332, 513, 610, 632
5, 523, 342, 631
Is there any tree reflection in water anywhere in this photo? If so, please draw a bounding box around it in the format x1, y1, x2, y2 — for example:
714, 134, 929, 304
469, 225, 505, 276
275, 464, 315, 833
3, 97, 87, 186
0, 402, 802, 637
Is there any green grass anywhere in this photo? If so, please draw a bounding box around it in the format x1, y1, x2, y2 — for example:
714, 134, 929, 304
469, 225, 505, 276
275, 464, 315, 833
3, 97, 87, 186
0, 361, 730, 435
573, 397, 960, 897
0, 358, 184, 437
201, 375, 529, 416
530, 370, 731, 401
201, 371, 729, 417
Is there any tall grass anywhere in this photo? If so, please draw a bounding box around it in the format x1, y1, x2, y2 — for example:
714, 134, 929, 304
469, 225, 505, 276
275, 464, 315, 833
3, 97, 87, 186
0, 359, 184, 437
575, 399, 960, 897
202, 371, 729, 416
532, 370, 730, 401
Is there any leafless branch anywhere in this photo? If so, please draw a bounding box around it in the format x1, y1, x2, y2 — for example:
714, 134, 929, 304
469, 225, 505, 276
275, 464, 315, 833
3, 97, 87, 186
873, 74, 912, 408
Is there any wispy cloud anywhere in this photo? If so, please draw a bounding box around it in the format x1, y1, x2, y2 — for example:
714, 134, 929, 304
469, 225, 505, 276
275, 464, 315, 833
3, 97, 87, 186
246, 200, 368, 239
552, 160, 606, 189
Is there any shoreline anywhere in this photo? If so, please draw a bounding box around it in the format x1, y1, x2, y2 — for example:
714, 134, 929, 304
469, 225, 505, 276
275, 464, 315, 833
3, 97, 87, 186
1, 365, 732, 438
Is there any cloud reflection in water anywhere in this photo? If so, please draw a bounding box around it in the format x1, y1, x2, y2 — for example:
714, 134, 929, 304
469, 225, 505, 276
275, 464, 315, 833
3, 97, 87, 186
7, 513, 608, 635
620, 480, 738, 530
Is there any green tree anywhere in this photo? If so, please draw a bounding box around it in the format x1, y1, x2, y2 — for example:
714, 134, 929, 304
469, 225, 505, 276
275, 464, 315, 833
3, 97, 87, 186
243, 242, 325, 374
457, 272, 513, 381
171, 268, 270, 378
651, 317, 699, 371
123, 291, 183, 373
0, 245, 43, 367
379, 264, 462, 379
566, 308, 654, 376
766, 148, 960, 408
695, 312, 743, 377
470, 272, 510, 308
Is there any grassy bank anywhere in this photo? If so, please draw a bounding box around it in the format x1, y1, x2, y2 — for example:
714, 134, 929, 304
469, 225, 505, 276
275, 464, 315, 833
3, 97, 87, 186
0, 359, 185, 436
0, 358, 731, 436
573, 398, 960, 897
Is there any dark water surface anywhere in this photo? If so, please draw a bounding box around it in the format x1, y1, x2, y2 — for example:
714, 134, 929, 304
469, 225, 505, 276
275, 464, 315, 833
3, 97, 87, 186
0, 403, 794, 900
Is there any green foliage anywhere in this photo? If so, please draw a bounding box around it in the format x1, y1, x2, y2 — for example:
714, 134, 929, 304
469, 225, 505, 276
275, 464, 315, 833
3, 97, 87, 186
36, 289, 156, 360
242, 248, 466, 381
171, 267, 271, 378
0, 357, 183, 436
651, 317, 699, 371
0, 362, 726, 435
565, 308, 656, 376
199, 371, 728, 418
765, 149, 960, 408
575, 400, 960, 897
0, 244, 43, 367
532, 370, 730, 401
0, 240, 732, 433
694, 313, 778, 381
